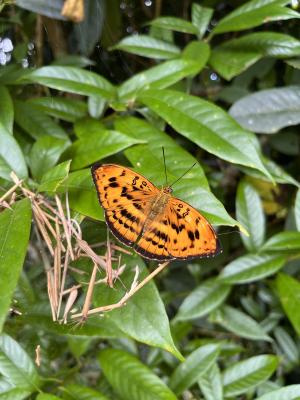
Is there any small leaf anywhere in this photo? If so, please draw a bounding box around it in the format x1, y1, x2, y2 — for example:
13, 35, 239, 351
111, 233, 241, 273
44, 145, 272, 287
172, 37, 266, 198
169, 344, 220, 395
236, 180, 265, 251
14, 100, 68, 140
38, 160, 71, 193
0, 334, 40, 390
64, 130, 143, 170
218, 253, 286, 284
111, 35, 180, 59
256, 384, 300, 400
99, 348, 177, 400
295, 189, 300, 231
88, 96, 106, 119
210, 305, 271, 341
175, 279, 230, 321
139, 89, 272, 180
274, 326, 299, 365
262, 231, 300, 253
0, 85, 13, 133
191, 3, 213, 39
148, 17, 199, 34
230, 86, 300, 133
29, 136, 70, 182
210, 32, 300, 80
212, 0, 300, 34
0, 122, 27, 180
198, 363, 223, 400
63, 383, 110, 400
25, 66, 116, 99
277, 273, 300, 336
223, 354, 278, 397
28, 97, 87, 122
0, 199, 32, 332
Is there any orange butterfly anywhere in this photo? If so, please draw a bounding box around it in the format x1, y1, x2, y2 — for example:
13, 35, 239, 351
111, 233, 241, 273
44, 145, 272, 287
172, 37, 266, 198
91, 163, 221, 261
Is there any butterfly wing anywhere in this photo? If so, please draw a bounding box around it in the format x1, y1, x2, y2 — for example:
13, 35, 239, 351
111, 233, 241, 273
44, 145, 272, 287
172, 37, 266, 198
135, 197, 221, 261
91, 163, 159, 247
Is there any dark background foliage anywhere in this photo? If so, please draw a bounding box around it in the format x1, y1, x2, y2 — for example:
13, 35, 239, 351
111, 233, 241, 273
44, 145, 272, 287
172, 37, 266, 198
0, 1, 300, 399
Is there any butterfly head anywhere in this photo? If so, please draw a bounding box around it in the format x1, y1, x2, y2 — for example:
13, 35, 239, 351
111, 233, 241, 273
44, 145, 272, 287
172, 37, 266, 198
163, 186, 173, 194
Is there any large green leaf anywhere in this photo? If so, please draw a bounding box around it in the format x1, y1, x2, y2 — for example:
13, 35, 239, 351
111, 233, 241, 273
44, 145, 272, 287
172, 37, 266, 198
277, 273, 300, 336
38, 160, 71, 193
0, 122, 27, 180
0, 199, 32, 332
64, 129, 144, 170
111, 35, 180, 59
212, 0, 300, 34
63, 384, 110, 400
198, 363, 223, 400
262, 231, 300, 253
148, 17, 199, 34
222, 355, 278, 397
295, 189, 300, 231
169, 344, 220, 395
116, 116, 237, 226
230, 86, 300, 133
139, 89, 271, 180
36, 395, 61, 400
175, 279, 230, 321
236, 180, 265, 251
29, 136, 70, 181
0, 334, 40, 391
118, 41, 210, 101
210, 305, 271, 341
94, 255, 182, 360
99, 348, 177, 400
0, 380, 31, 400
256, 385, 300, 400
28, 97, 87, 122
191, 3, 213, 39
14, 100, 68, 140
210, 32, 300, 80
0, 85, 13, 133
25, 66, 116, 99
218, 253, 286, 284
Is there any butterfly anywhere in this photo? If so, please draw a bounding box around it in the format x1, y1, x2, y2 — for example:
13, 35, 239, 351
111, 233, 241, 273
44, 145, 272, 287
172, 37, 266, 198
91, 163, 221, 262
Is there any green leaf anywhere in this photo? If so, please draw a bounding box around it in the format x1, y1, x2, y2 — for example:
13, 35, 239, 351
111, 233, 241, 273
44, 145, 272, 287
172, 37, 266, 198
29, 136, 70, 181
0, 334, 40, 390
148, 17, 199, 34
38, 160, 71, 193
0, 85, 13, 133
210, 32, 300, 80
14, 100, 68, 140
230, 86, 300, 134
99, 348, 177, 400
236, 180, 265, 251
25, 66, 116, 99
0, 382, 31, 400
256, 385, 300, 400
139, 89, 272, 180
64, 129, 143, 170
295, 189, 300, 231
88, 96, 106, 119
0, 122, 27, 180
63, 384, 110, 400
210, 305, 271, 341
94, 255, 182, 360
212, 0, 300, 35
222, 354, 278, 397
111, 35, 180, 59
274, 326, 299, 365
175, 279, 231, 321
191, 3, 213, 39
0, 199, 31, 331
28, 97, 87, 122
198, 363, 223, 400
36, 395, 61, 400
116, 116, 237, 226
118, 41, 210, 101
218, 253, 286, 284
286, 58, 300, 69
169, 344, 220, 395
262, 231, 300, 253
277, 273, 300, 336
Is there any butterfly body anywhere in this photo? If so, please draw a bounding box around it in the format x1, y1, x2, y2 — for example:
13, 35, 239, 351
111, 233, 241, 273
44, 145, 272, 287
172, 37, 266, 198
91, 163, 221, 261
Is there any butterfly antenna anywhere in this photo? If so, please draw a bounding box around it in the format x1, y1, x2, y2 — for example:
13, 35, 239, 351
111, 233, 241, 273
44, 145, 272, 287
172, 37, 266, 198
169, 163, 197, 188
162, 147, 168, 186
